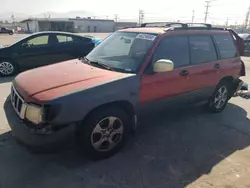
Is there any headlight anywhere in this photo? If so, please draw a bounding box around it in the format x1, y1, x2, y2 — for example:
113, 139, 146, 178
25, 104, 43, 124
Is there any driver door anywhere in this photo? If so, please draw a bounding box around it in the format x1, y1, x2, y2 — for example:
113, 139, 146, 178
140, 35, 194, 106
14, 34, 56, 70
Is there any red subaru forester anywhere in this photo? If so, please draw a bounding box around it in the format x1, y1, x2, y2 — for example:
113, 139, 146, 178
4, 22, 246, 160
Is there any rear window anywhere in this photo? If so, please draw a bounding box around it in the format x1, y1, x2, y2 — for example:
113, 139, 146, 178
213, 34, 238, 59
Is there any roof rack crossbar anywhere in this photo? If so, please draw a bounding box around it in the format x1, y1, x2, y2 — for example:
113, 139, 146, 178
185, 23, 212, 28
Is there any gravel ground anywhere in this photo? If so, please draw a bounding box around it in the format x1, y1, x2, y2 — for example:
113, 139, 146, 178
0, 34, 250, 188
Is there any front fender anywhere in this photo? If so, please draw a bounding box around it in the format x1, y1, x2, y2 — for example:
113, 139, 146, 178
47, 75, 141, 125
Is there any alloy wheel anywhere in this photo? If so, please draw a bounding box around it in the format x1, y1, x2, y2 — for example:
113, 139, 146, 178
213, 86, 228, 109
0, 62, 14, 75
91, 116, 124, 152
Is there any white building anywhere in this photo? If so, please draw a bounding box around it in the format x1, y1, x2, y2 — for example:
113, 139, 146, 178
70, 18, 115, 33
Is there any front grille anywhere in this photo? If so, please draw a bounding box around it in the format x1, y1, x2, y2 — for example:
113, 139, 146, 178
11, 85, 26, 119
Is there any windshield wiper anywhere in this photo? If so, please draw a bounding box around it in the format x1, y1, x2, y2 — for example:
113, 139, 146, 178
83, 57, 115, 71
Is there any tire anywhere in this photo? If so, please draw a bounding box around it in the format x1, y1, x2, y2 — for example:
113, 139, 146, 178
207, 80, 233, 113
76, 106, 131, 160
0, 60, 18, 76
9, 32, 13, 35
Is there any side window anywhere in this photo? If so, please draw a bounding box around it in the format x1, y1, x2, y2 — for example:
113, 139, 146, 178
213, 34, 238, 59
189, 36, 217, 64
152, 36, 190, 68
56, 35, 73, 43
27, 35, 49, 46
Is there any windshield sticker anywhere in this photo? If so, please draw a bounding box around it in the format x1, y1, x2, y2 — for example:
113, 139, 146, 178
136, 34, 156, 41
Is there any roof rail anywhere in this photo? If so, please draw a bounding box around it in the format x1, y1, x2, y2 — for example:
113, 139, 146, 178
140, 22, 217, 29
141, 22, 188, 28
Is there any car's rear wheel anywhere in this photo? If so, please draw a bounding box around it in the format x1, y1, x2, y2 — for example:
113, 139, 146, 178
9, 32, 13, 35
0, 60, 17, 76
76, 106, 131, 160
207, 80, 233, 113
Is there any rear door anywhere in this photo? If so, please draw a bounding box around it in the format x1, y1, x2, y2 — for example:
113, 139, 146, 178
52, 34, 94, 62
186, 35, 219, 99
52, 34, 76, 62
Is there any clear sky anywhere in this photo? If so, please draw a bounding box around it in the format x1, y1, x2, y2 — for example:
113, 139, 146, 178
1, 0, 249, 24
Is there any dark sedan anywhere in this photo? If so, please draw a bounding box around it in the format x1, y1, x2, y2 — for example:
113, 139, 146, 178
238, 33, 250, 55
0, 31, 101, 76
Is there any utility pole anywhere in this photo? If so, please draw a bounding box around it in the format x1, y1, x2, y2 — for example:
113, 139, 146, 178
244, 5, 250, 29
192, 10, 195, 23
139, 10, 145, 25
11, 13, 16, 27
225, 17, 229, 27
114, 14, 118, 22
204, 0, 211, 23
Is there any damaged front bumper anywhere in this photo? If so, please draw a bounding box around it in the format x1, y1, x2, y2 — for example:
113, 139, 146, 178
4, 97, 75, 149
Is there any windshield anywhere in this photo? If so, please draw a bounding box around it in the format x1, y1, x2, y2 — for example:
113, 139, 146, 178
86, 31, 157, 73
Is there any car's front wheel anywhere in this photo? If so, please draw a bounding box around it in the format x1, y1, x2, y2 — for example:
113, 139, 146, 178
76, 106, 131, 160
0, 60, 17, 76
207, 80, 233, 113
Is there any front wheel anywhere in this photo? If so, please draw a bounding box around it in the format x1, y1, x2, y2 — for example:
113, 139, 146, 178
207, 81, 233, 113
76, 106, 131, 160
0, 60, 18, 76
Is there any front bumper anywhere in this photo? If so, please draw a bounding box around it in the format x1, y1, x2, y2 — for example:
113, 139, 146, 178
4, 97, 74, 148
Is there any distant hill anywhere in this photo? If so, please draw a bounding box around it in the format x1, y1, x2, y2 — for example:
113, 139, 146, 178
0, 10, 94, 22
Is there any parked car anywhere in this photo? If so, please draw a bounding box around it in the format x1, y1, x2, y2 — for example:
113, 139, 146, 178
0, 27, 14, 35
0, 31, 101, 76
238, 33, 250, 55
4, 23, 246, 160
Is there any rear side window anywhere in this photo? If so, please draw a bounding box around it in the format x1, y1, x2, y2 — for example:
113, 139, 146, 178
189, 36, 217, 65
56, 35, 73, 43
213, 34, 238, 59
152, 36, 190, 68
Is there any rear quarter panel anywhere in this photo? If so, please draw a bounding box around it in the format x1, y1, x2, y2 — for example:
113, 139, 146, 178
218, 57, 242, 81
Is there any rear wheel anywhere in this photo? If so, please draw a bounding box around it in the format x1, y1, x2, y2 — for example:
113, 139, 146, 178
0, 60, 18, 76
76, 106, 131, 160
207, 80, 233, 113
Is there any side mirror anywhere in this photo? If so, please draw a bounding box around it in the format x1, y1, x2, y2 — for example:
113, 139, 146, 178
153, 59, 174, 73
22, 43, 29, 48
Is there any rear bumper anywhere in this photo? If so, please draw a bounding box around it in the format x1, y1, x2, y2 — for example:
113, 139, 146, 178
4, 97, 74, 148
235, 79, 248, 93
235, 79, 245, 93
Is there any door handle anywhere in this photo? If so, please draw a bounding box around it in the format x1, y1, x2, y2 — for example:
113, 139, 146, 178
214, 63, 220, 69
179, 70, 189, 76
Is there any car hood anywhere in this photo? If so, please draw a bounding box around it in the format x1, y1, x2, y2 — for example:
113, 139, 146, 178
13, 59, 134, 103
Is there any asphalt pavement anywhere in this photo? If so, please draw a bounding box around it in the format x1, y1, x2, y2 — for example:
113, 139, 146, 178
0, 35, 250, 187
